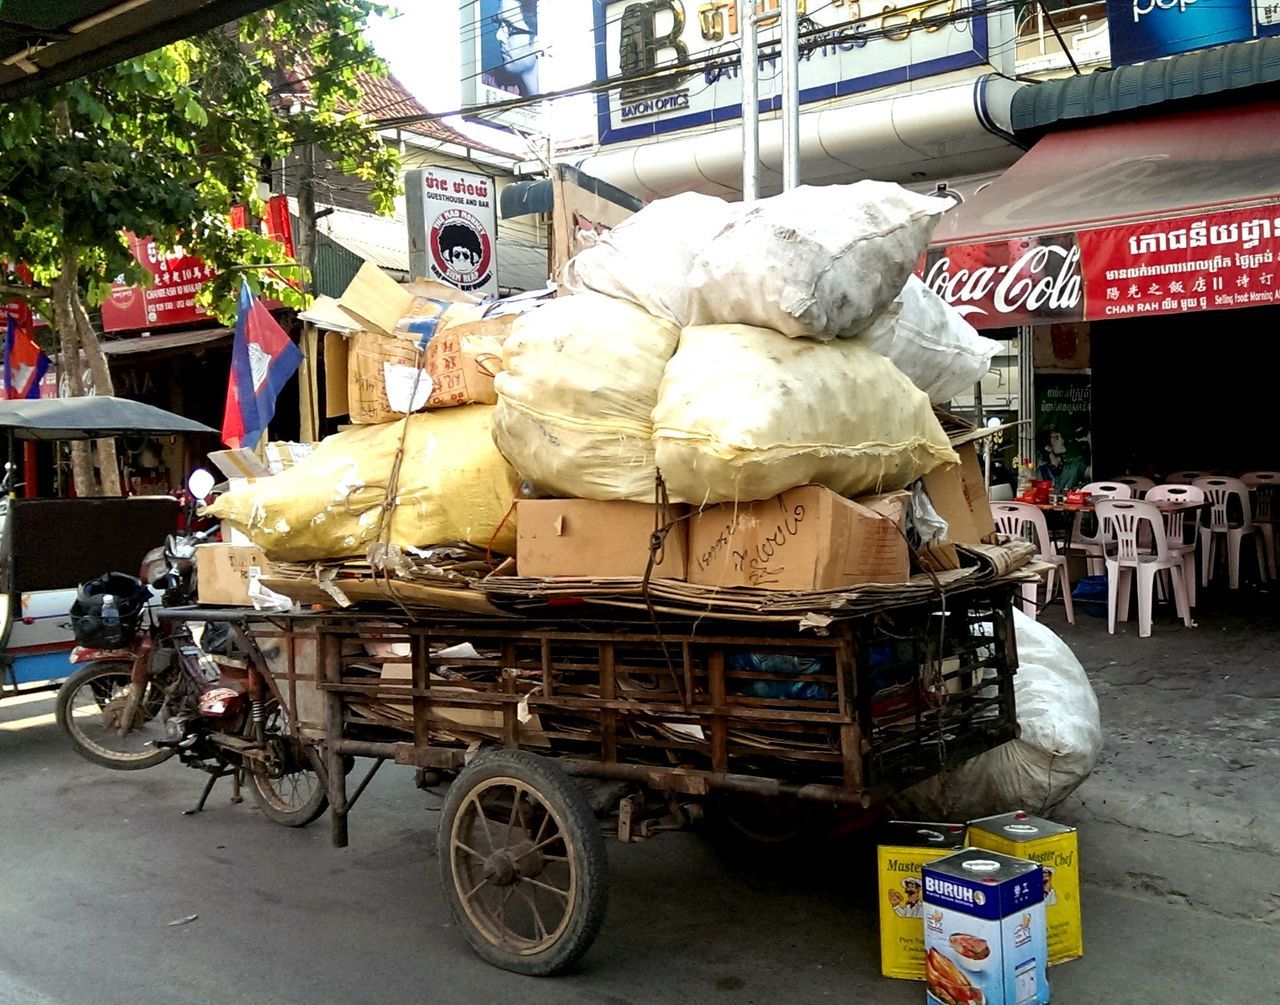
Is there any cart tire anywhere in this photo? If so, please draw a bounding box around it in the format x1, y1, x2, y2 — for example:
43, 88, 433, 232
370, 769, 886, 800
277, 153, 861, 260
702, 793, 822, 860
437, 750, 608, 976
55, 662, 175, 770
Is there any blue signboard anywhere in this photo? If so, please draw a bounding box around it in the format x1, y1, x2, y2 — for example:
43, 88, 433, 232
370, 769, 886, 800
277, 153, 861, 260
1107, 0, 1280, 65
593, 0, 1012, 146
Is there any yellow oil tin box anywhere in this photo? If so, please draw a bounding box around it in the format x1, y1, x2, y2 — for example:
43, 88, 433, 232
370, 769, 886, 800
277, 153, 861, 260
967, 810, 1083, 965
877, 820, 967, 979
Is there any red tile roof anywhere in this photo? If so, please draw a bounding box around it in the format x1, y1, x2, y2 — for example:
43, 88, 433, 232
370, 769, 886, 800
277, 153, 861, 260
274, 64, 510, 158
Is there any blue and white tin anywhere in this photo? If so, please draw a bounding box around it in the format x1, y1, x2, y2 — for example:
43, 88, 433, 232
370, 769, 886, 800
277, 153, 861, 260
923, 849, 1050, 1005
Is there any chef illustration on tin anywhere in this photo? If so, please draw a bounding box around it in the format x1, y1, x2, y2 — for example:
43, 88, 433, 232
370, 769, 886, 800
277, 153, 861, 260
1043, 866, 1058, 906
888, 876, 924, 917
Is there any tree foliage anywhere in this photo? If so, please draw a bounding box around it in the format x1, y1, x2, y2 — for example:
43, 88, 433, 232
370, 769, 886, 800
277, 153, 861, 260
0, 0, 400, 322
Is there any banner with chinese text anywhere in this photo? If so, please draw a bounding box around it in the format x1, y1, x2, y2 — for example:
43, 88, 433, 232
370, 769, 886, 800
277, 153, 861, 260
100, 195, 297, 333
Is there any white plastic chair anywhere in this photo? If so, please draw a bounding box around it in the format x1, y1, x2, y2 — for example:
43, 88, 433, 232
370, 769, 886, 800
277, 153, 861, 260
1193, 477, 1268, 590
1240, 471, 1280, 579
1110, 476, 1155, 498
1096, 499, 1192, 638
1069, 481, 1133, 575
1165, 470, 1207, 485
1146, 484, 1205, 609
990, 502, 1074, 624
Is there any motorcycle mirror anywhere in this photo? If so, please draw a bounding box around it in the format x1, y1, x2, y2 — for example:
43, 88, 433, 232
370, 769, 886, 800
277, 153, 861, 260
187, 467, 216, 504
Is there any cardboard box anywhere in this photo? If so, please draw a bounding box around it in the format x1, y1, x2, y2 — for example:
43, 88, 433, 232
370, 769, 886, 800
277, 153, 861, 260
924, 849, 1050, 1005
516, 500, 687, 579
208, 448, 270, 480
878, 821, 969, 980
346, 330, 426, 424
339, 261, 415, 337
687, 486, 910, 591
422, 315, 512, 408
196, 544, 270, 606
967, 811, 1082, 966
264, 441, 314, 475
922, 442, 997, 569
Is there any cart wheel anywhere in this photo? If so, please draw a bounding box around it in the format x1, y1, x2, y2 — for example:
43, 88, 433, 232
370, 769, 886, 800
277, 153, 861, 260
437, 750, 608, 976
701, 793, 823, 862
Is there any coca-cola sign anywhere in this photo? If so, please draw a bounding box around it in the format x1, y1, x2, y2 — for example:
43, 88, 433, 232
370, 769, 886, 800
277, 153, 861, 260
920, 235, 1086, 328
923, 202, 1280, 328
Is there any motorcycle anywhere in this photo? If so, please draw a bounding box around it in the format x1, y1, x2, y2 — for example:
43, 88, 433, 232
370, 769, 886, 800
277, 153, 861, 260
54, 470, 326, 827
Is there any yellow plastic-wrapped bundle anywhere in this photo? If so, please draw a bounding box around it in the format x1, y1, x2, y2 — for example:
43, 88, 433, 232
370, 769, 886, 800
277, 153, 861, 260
206, 405, 519, 561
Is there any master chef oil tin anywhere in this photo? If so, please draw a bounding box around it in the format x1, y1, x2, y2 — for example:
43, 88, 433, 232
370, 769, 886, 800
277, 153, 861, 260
876, 820, 967, 979
967, 811, 1082, 965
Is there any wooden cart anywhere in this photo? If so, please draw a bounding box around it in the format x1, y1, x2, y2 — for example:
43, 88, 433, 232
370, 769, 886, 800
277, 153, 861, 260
183, 581, 1022, 975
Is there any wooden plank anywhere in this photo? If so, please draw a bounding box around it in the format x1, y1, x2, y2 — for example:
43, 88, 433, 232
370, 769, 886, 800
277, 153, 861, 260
601, 642, 617, 764
708, 649, 727, 773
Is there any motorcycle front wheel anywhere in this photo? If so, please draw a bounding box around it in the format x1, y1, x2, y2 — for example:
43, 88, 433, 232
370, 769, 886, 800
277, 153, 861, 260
56, 662, 176, 770
246, 714, 327, 827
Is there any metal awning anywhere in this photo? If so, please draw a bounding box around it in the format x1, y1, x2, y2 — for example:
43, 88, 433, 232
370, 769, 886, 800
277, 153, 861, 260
1011, 37, 1280, 137
100, 326, 230, 357
500, 166, 642, 220
0, 0, 280, 101
921, 99, 1280, 328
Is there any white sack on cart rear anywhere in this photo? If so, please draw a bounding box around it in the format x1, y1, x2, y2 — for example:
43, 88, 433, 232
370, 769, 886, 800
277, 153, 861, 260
896, 610, 1103, 818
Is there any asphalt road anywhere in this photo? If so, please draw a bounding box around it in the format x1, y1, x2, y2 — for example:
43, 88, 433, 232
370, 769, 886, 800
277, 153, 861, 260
1, 690, 1274, 1005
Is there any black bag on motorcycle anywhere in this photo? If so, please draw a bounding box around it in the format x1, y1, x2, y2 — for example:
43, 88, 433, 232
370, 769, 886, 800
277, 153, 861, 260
70, 573, 151, 648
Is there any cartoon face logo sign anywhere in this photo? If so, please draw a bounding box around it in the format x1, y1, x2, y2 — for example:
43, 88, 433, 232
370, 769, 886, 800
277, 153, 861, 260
430, 209, 494, 293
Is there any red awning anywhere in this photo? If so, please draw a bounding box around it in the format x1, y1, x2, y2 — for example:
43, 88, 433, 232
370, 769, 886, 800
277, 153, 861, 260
921, 100, 1280, 328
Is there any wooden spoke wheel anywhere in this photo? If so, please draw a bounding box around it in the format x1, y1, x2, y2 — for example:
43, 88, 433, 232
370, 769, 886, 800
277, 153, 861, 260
438, 750, 607, 976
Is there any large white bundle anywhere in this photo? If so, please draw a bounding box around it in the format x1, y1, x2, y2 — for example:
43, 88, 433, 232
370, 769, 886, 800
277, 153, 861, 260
897, 610, 1103, 818
859, 276, 1000, 404
493, 292, 679, 501
686, 182, 951, 341
561, 193, 739, 326
652, 324, 957, 504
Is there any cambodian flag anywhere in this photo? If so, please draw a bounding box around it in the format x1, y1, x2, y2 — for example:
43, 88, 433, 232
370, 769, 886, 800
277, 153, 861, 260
221, 280, 303, 449
3, 315, 50, 400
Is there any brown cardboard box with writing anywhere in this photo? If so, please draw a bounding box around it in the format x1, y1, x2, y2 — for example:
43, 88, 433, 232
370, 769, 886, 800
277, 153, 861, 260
687, 486, 910, 592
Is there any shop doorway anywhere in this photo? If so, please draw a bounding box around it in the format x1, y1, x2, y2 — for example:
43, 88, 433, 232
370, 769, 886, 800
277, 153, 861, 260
1091, 304, 1280, 478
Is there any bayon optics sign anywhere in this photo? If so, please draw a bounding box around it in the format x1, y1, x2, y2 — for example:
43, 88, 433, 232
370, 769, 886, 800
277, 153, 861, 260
922, 205, 1280, 328
594, 0, 1013, 144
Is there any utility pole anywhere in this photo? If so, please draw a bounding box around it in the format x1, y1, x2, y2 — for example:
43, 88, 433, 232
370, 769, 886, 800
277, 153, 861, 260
781, 0, 800, 191
738, 0, 759, 202
295, 143, 318, 292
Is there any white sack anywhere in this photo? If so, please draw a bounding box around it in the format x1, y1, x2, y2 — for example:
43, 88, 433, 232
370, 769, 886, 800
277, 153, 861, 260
896, 610, 1103, 819
686, 182, 951, 341
859, 275, 1000, 404
493, 292, 680, 501
561, 192, 739, 326
652, 324, 957, 504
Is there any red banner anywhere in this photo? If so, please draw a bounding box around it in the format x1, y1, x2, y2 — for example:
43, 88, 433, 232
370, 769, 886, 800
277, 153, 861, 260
921, 203, 1280, 328
99, 235, 216, 331
101, 196, 297, 333
1079, 206, 1280, 318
